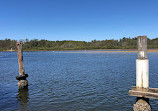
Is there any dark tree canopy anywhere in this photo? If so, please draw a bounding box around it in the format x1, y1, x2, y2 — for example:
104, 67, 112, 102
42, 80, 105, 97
0, 37, 158, 51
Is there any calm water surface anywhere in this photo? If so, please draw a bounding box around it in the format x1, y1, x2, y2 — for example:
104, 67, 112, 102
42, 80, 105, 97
0, 51, 158, 111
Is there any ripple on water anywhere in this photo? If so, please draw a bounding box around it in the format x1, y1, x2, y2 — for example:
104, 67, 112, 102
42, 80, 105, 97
1, 52, 158, 110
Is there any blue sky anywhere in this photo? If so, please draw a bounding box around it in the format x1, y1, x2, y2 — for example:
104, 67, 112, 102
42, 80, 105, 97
0, 0, 158, 41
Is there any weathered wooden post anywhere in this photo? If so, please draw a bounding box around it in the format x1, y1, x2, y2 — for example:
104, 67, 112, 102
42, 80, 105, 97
16, 42, 28, 89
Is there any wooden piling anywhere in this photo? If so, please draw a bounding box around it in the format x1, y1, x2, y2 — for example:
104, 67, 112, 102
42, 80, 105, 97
16, 42, 28, 89
137, 36, 147, 59
129, 36, 151, 111
17, 43, 24, 75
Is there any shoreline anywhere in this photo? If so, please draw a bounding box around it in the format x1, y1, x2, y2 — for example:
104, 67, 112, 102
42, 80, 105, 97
1, 49, 158, 52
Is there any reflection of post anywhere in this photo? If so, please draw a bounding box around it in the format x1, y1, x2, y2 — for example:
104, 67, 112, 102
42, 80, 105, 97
17, 88, 29, 110
16, 42, 28, 89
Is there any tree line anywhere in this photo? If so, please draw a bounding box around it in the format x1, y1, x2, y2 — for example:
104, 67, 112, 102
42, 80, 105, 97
0, 37, 158, 51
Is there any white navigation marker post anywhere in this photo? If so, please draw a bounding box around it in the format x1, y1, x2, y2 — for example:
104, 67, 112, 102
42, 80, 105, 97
136, 36, 149, 88
129, 36, 151, 111
129, 36, 158, 110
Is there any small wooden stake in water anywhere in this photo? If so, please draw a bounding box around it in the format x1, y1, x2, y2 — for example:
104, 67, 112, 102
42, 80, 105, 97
16, 42, 28, 89
17, 43, 24, 75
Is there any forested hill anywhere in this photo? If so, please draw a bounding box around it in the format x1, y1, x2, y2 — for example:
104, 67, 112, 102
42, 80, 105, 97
0, 37, 158, 51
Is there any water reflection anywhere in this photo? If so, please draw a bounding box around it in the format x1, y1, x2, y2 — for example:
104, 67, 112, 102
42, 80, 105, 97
16, 88, 29, 110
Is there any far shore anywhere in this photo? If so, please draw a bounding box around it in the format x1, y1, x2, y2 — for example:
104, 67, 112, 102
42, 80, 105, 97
1, 49, 158, 53
61, 49, 158, 53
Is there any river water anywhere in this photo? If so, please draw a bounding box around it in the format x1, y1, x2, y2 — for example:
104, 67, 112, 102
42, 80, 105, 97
0, 51, 158, 111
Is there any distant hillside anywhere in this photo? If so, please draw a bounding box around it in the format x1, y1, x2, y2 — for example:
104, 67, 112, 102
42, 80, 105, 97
0, 37, 158, 51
